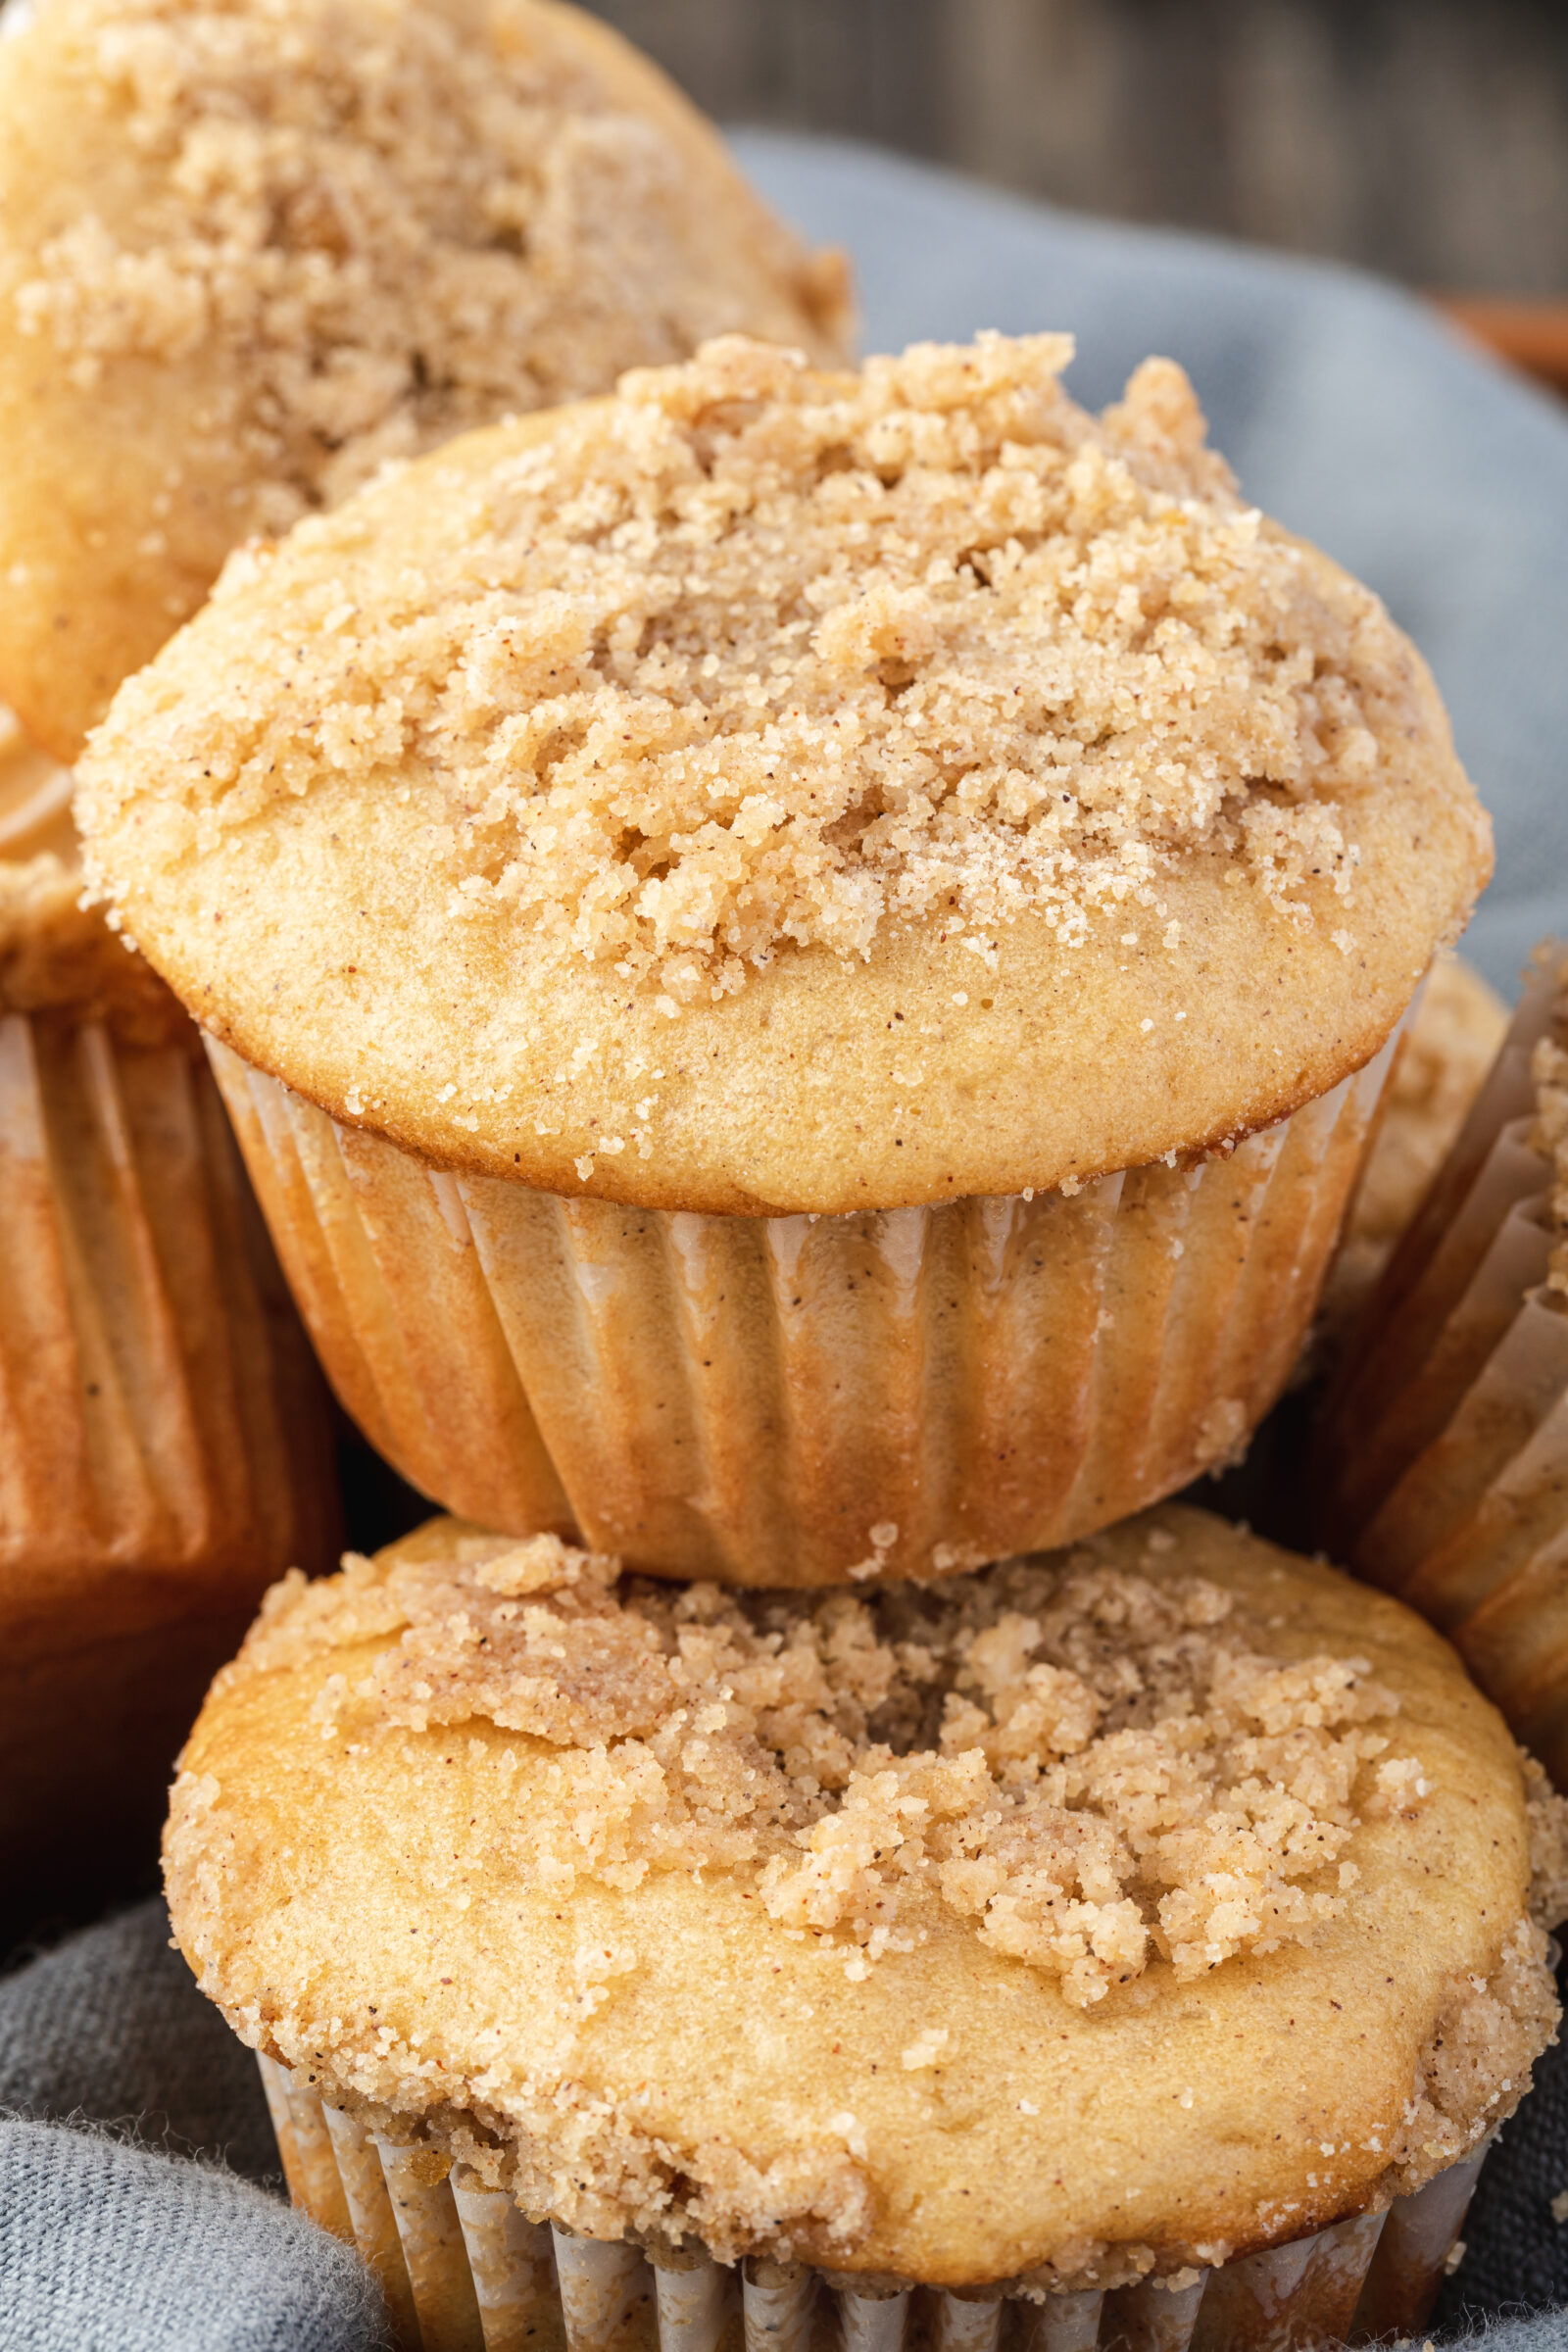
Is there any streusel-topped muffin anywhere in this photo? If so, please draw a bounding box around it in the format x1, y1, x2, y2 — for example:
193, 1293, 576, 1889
79, 334, 1492, 1579
168, 1505, 1567, 2341
0, 0, 850, 757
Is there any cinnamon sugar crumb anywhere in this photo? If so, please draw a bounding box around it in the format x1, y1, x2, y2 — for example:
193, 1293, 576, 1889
85, 331, 1405, 1006
238, 1520, 1424, 2009
1389, 1915, 1562, 2190
14, 0, 845, 506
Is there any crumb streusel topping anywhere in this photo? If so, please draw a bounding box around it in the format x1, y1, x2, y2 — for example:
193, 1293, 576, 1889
87, 331, 1420, 1007
13, 0, 846, 526
238, 1515, 1441, 2010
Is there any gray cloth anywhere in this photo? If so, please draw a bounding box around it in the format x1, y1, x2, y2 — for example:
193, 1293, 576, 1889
1461, 2328, 1568, 2352
0, 2121, 387, 2352
11, 133, 1568, 2348
733, 132, 1568, 1001
0, 1904, 388, 2351
0, 1900, 275, 2183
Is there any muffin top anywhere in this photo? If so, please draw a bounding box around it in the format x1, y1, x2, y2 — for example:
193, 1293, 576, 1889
0, 707, 184, 1039
81, 333, 1491, 1212
0, 0, 849, 760
167, 1502, 1566, 2287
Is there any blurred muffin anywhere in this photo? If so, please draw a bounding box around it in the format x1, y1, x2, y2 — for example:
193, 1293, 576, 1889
1318, 942, 1568, 1782
1316, 952, 1507, 1348
0, 703, 338, 1880
78, 332, 1492, 1585
167, 1504, 1568, 2348
0, 0, 850, 759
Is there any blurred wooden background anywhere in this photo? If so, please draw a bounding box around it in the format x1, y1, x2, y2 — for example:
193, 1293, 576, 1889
582, 0, 1568, 296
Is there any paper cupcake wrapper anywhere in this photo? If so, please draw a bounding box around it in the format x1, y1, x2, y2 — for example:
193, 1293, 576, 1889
1315, 952, 1568, 1779
259, 2056, 1482, 2352
208, 1032, 1396, 1586
0, 1006, 339, 1850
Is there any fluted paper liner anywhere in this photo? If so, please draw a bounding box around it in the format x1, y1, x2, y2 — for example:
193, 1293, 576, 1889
1317, 947, 1568, 1781
259, 2056, 1481, 2352
0, 1007, 338, 1859
208, 1033, 1396, 1586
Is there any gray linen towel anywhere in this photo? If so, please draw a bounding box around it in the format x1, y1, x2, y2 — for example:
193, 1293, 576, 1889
0, 1901, 274, 2183
0, 1904, 388, 2350
0, 2119, 388, 2352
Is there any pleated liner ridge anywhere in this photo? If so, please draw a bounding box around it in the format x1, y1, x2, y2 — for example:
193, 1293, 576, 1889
1317, 947, 1568, 1781
260, 2055, 1482, 2352
0, 1007, 340, 1854
207, 1033, 1395, 1587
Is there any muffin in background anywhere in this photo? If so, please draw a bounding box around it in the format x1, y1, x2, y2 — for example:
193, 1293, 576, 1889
1316, 952, 1507, 1348
0, 0, 851, 759
0, 704, 339, 1881
168, 1503, 1568, 2350
1318, 943, 1568, 1783
78, 331, 1493, 1587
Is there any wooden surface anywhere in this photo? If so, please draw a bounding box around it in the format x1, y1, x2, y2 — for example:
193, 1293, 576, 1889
584, 0, 1568, 298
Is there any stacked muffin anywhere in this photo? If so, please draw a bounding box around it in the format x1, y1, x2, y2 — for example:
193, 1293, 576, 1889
6, 1, 1566, 2346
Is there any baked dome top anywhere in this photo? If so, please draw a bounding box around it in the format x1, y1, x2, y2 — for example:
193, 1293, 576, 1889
167, 1504, 1565, 2285
0, 0, 849, 760
81, 333, 1492, 1211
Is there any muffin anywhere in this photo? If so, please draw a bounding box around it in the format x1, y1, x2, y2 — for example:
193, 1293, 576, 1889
1314, 952, 1507, 1349
0, 700, 339, 1877
0, 0, 851, 760
166, 1503, 1568, 2350
1318, 942, 1568, 1781
77, 332, 1493, 1586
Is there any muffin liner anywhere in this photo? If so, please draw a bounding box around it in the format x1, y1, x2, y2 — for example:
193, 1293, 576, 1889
259, 2055, 1483, 2352
207, 1030, 1396, 1585
0, 1005, 339, 1857
1315, 950, 1568, 1780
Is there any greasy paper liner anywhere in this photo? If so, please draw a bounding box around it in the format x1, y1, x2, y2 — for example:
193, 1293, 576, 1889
0, 1007, 339, 1863
1316, 949, 1568, 1783
207, 1032, 1396, 1587
259, 2056, 1482, 2352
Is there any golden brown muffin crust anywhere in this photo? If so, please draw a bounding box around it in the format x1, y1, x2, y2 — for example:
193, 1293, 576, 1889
80, 335, 1491, 1211
0, 0, 849, 760
167, 1505, 1564, 2285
